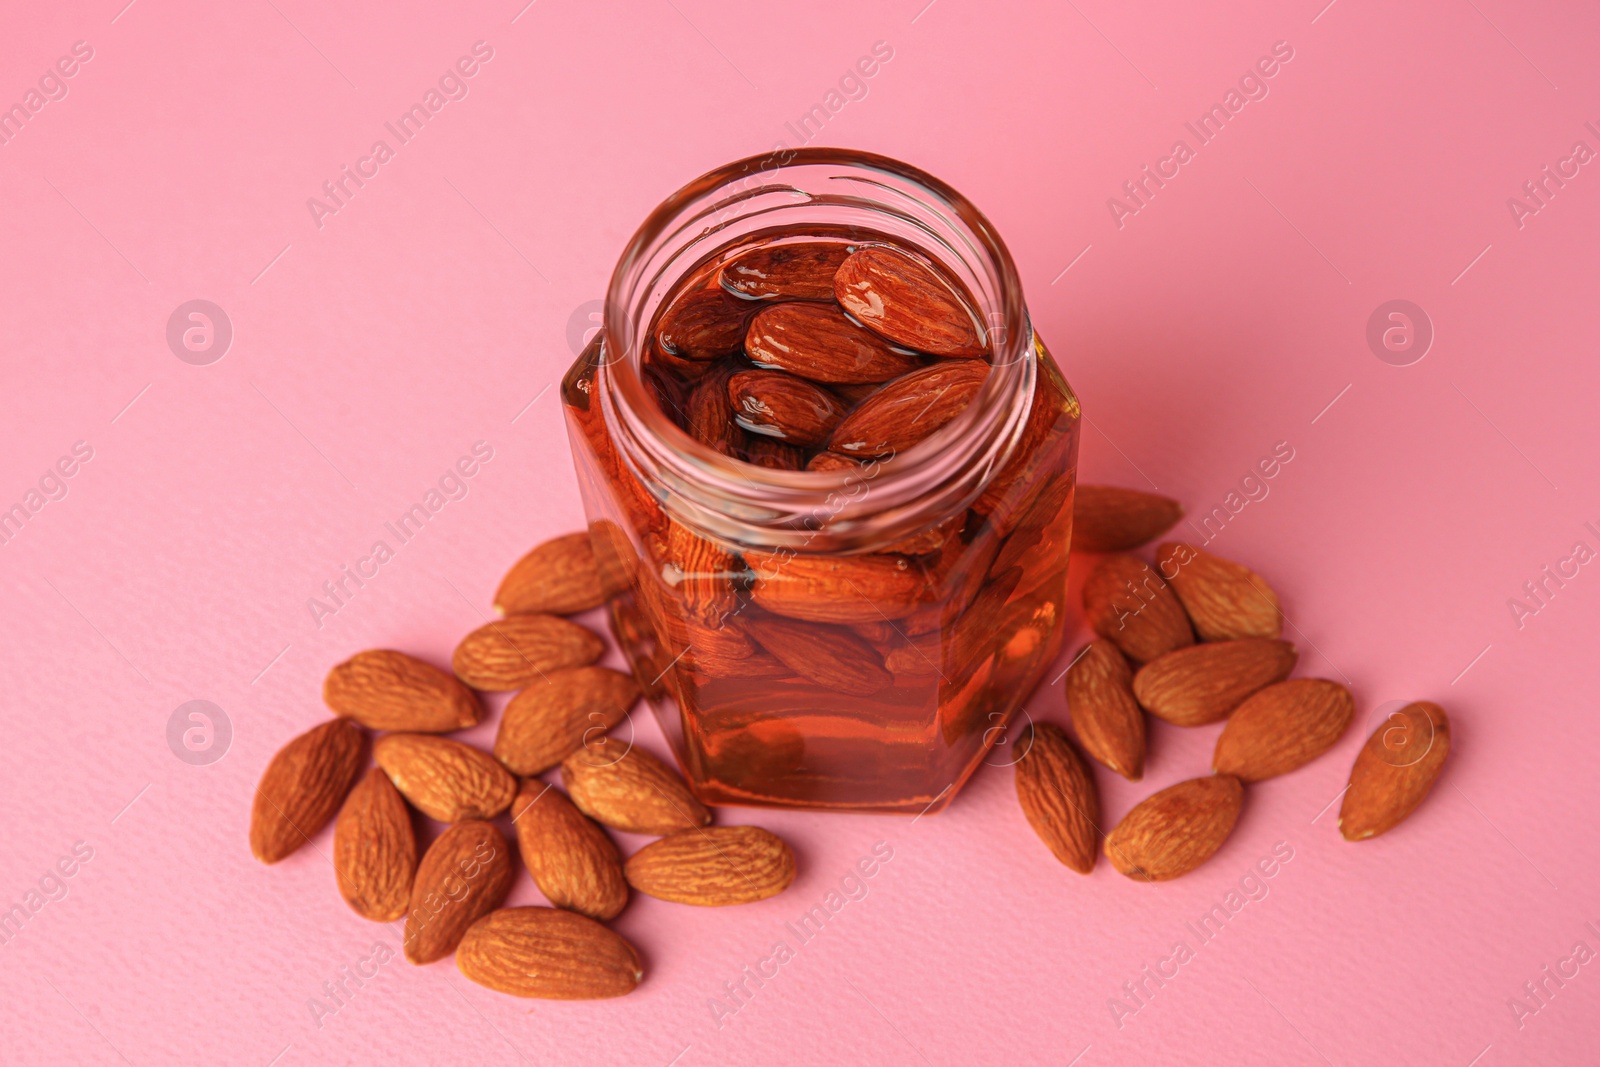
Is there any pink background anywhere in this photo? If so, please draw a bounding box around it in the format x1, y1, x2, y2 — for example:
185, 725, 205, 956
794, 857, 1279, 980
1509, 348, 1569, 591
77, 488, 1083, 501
3, 0, 1597, 1063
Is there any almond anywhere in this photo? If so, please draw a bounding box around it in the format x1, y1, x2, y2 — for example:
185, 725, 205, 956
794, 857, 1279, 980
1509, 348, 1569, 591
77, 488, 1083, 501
718, 240, 850, 301
744, 616, 892, 694
834, 246, 986, 357
685, 361, 746, 457
451, 615, 604, 691
1105, 775, 1243, 881
826, 360, 989, 458
655, 286, 752, 360
656, 520, 740, 627
1157, 542, 1282, 641
1132, 638, 1298, 727
512, 781, 627, 921
744, 303, 920, 384
1339, 701, 1451, 841
456, 906, 642, 999
250, 719, 365, 864
624, 825, 796, 906
403, 820, 513, 964
743, 437, 807, 470
728, 369, 848, 448
806, 451, 865, 472
746, 550, 929, 623
560, 745, 710, 835
494, 532, 606, 616
333, 766, 417, 922
373, 734, 516, 822
1064, 640, 1146, 780
324, 650, 482, 733
1214, 679, 1354, 782
1013, 722, 1100, 874
1071, 486, 1183, 553
494, 666, 640, 776
1081, 555, 1195, 663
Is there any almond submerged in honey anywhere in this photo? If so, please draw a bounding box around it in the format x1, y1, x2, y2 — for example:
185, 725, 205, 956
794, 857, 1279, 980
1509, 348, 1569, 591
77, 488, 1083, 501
563, 182, 1080, 813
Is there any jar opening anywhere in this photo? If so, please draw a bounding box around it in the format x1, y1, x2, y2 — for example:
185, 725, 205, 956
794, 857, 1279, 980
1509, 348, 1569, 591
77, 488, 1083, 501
602, 148, 1034, 553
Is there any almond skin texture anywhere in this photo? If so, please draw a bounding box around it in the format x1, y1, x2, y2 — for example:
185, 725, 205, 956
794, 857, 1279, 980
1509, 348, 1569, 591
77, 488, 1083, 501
1072, 486, 1184, 553
1157, 542, 1283, 641
1339, 701, 1451, 841
512, 782, 628, 921
451, 615, 604, 691
494, 666, 641, 776
745, 616, 892, 695
656, 286, 753, 360
1065, 640, 1147, 780
1214, 679, 1355, 782
744, 437, 807, 470
494, 532, 606, 617
560, 745, 710, 835
324, 650, 482, 733
250, 718, 365, 864
745, 550, 929, 623
719, 240, 851, 301
333, 766, 417, 922
1013, 722, 1100, 874
744, 303, 920, 384
728, 369, 848, 448
1105, 775, 1244, 881
685, 361, 746, 457
834, 246, 986, 357
1081, 555, 1195, 663
1132, 639, 1298, 727
373, 734, 516, 823
624, 826, 797, 906
826, 360, 990, 458
456, 906, 642, 999
403, 820, 514, 964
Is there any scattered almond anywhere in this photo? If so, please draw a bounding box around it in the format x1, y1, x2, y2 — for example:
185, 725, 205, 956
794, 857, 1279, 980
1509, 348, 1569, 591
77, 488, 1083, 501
1339, 701, 1451, 841
456, 906, 642, 999
560, 745, 710, 835
333, 766, 417, 922
1081, 554, 1195, 663
495, 532, 606, 616
403, 820, 514, 964
494, 666, 641, 776
1214, 679, 1354, 782
624, 825, 797, 905
1013, 722, 1100, 874
1064, 640, 1146, 780
1071, 486, 1183, 552
250, 718, 365, 864
1132, 638, 1297, 727
373, 734, 516, 823
745, 616, 892, 695
451, 615, 604, 691
512, 781, 628, 922
1104, 775, 1243, 881
1157, 542, 1282, 641
324, 650, 482, 733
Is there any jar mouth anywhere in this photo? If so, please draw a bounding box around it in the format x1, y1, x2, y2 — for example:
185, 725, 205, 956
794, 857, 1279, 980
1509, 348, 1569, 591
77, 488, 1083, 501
602, 147, 1034, 553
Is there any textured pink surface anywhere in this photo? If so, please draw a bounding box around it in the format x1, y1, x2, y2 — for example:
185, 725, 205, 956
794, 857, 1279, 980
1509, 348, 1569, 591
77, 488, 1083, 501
3, 1, 1598, 1064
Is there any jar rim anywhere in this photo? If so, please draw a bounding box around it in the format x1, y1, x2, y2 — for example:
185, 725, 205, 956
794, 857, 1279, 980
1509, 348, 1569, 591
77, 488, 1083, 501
601, 147, 1035, 552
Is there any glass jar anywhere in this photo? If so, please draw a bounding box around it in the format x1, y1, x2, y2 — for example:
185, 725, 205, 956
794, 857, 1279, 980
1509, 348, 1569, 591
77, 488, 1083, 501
562, 148, 1080, 815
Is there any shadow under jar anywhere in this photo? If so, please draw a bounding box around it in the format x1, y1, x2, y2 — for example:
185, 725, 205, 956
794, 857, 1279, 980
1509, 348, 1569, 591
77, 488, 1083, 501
562, 149, 1080, 815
